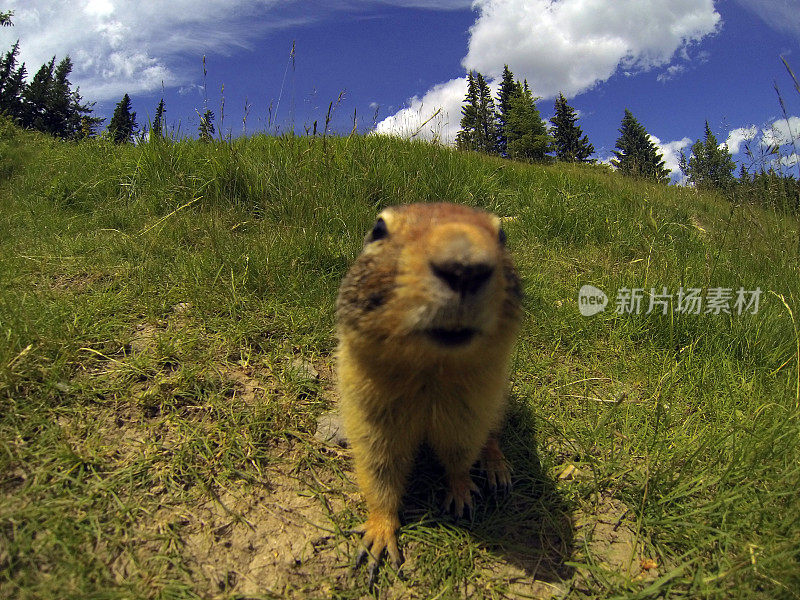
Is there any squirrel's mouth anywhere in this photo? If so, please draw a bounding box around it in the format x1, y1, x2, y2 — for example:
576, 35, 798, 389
426, 327, 478, 347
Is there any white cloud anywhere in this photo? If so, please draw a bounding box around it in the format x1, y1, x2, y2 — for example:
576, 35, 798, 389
374, 75, 508, 144
597, 154, 615, 168
0, 0, 477, 102
722, 118, 800, 158
463, 0, 719, 98
0, 1, 316, 100
711, 116, 800, 175
650, 135, 692, 182
177, 83, 202, 97
85, 0, 115, 18
373, 77, 466, 143
657, 64, 686, 83
725, 125, 759, 154
732, 0, 800, 40
761, 116, 800, 148
371, 0, 472, 8
378, 0, 720, 140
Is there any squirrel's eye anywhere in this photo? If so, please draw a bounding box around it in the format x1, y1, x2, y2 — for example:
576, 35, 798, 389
498, 227, 507, 246
368, 217, 389, 242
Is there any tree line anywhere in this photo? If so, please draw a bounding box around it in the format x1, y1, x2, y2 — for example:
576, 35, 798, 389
0, 38, 149, 143
0, 42, 103, 140
0, 39, 221, 144
457, 66, 596, 165
456, 65, 673, 183
0, 39, 209, 145
455, 64, 800, 212
674, 117, 798, 212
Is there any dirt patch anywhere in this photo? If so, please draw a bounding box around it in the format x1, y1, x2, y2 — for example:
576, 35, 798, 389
128, 302, 193, 356
54, 309, 353, 596
129, 322, 161, 355
54, 397, 656, 599
221, 364, 273, 407
571, 494, 657, 588
46, 270, 117, 293
106, 470, 351, 598
314, 410, 347, 447
55, 396, 356, 596
469, 559, 569, 599
0, 465, 27, 496
461, 492, 655, 599
178, 482, 346, 596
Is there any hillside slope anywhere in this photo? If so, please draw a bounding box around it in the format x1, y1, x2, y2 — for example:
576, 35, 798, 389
1, 120, 799, 598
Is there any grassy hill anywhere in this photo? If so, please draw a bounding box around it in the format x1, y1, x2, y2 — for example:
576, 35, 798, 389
1, 118, 799, 599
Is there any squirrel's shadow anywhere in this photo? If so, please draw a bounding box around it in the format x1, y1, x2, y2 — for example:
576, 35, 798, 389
400, 395, 574, 585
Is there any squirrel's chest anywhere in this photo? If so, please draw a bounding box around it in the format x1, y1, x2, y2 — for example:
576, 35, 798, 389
383, 374, 478, 418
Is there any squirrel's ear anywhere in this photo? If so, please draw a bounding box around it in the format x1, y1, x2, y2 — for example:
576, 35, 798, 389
488, 214, 505, 246
366, 217, 389, 243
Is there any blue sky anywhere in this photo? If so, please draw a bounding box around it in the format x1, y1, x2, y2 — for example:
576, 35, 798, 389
3, 1, 800, 180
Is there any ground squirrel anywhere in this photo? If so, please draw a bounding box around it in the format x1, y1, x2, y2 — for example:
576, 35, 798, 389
336, 203, 522, 575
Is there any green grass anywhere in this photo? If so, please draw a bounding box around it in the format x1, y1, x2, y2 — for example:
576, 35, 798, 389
1, 117, 799, 599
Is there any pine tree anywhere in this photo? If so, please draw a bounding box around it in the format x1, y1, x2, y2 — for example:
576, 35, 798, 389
679, 121, 736, 191
0, 41, 26, 120
21, 57, 55, 132
45, 56, 94, 139
0, 10, 12, 27
505, 81, 552, 162
612, 109, 670, 184
474, 72, 499, 154
198, 108, 215, 142
46, 57, 72, 137
495, 64, 516, 157
456, 71, 479, 151
456, 71, 498, 154
738, 164, 749, 183
550, 93, 595, 163
152, 98, 165, 140
76, 96, 104, 140
107, 93, 138, 144
80, 113, 104, 139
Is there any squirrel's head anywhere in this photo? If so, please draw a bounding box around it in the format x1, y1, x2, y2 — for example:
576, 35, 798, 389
337, 203, 521, 356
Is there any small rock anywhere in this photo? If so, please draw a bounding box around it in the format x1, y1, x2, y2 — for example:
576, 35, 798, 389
290, 357, 319, 380
314, 411, 348, 447
171, 302, 192, 315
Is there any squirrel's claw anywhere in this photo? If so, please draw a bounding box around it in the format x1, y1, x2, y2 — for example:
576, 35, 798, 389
482, 456, 512, 491
444, 474, 480, 518
481, 436, 512, 492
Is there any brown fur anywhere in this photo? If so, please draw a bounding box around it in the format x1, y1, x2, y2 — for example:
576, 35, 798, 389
336, 203, 522, 569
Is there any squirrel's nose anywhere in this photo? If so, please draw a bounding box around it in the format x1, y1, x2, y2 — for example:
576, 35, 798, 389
430, 260, 494, 295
